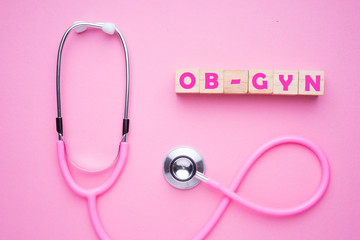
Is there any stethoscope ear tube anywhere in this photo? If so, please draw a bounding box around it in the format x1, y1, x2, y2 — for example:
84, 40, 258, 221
55, 21, 130, 142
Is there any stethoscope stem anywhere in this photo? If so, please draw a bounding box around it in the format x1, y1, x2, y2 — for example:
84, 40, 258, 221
194, 171, 208, 182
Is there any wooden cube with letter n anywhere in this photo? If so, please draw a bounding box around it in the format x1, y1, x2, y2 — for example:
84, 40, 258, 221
299, 71, 324, 95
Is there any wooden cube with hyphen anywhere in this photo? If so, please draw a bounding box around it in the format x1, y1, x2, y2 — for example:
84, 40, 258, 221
199, 69, 224, 94
224, 70, 249, 94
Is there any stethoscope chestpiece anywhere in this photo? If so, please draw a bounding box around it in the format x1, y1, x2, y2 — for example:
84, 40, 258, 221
163, 147, 205, 189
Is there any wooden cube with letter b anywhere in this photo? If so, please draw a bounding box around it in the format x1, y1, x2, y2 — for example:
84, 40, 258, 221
199, 69, 224, 94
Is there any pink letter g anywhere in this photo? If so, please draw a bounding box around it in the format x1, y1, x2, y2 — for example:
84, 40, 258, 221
252, 73, 268, 89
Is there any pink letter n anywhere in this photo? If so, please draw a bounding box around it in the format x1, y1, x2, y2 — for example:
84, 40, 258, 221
305, 75, 321, 91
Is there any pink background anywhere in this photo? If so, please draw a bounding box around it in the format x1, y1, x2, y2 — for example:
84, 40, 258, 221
1, 0, 360, 239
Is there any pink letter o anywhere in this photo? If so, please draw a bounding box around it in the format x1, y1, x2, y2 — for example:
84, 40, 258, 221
179, 72, 196, 89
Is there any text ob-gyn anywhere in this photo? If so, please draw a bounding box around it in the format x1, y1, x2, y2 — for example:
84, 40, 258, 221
175, 69, 324, 95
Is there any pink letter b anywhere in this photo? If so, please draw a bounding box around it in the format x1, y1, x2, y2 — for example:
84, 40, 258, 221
205, 73, 219, 89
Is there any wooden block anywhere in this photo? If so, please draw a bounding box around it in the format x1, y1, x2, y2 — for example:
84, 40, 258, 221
299, 71, 324, 95
175, 69, 200, 93
273, 70, 299, 95
223, 70, 249, 94
248, 70, 273, 94
199, 69, 224, 94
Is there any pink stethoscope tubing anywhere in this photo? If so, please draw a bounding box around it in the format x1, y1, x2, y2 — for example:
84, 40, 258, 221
58, 136, 329, 240
57, 140, 128, 240
193, 136, 330, 240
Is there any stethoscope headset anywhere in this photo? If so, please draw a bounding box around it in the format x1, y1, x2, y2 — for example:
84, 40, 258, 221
55, 21, 330, 240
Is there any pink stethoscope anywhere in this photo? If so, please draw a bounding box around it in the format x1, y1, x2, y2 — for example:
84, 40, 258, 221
56, 22, 330, 240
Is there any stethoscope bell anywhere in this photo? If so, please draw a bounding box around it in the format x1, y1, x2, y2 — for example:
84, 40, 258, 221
163, 147, 205, 189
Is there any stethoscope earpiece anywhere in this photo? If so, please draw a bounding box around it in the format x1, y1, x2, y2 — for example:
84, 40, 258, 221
163, 147, 205, 189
